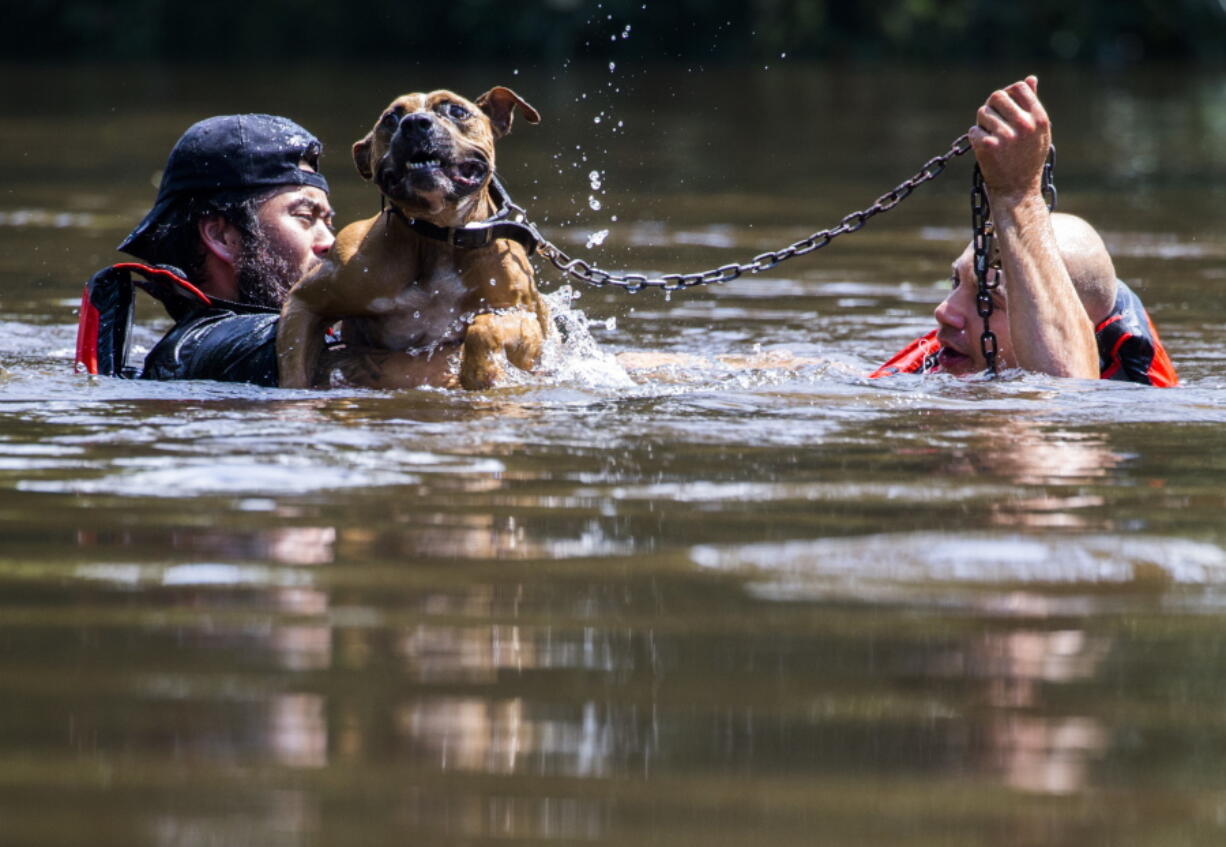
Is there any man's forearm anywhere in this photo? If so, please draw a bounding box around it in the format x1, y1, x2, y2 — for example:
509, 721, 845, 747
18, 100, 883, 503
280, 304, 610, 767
992, 193, 1098, 378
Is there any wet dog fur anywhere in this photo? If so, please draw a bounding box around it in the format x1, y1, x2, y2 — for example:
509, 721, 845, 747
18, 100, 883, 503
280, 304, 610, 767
277, 87, 548, 390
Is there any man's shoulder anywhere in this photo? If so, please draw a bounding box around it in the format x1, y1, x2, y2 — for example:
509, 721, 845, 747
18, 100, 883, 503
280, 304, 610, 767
1095, 280, 1179, 387
141, 307, 280, 387
1098, 281, 1148, 334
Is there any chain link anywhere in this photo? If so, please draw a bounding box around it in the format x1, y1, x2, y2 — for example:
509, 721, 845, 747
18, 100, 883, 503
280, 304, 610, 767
517, 133, 975, 292
970, 164, 999, 376
1041, 145, 1057, 212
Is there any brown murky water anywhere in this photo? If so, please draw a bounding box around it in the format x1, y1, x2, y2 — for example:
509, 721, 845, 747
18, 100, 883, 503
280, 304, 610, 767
1, 62, 1225, 846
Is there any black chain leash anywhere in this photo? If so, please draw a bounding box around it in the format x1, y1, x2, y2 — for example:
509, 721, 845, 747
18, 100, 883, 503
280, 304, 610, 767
970, 146, 1057, 376
970, 164, 999, 375
499, 132, 1057, 380
505, 134, 975, 293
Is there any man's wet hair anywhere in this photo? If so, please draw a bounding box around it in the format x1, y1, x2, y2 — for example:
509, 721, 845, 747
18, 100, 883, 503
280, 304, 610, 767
140, 189, 271, 285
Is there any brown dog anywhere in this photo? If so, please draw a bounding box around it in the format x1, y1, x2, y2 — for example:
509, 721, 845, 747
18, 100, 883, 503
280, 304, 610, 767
277, 87, 549, 389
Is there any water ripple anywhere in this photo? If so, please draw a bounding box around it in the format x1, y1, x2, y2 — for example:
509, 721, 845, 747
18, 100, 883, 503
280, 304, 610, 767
692, 532, 1226, 602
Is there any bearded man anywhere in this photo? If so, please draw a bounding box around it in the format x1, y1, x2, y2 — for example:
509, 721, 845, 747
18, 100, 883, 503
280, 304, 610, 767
95, 114, 336, 385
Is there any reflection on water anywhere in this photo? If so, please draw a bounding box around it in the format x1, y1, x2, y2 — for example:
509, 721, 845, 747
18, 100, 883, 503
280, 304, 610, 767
2, 63, 1226, 845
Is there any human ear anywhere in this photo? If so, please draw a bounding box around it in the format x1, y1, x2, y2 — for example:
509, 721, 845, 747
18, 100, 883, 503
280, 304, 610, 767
198, 216, 242, 265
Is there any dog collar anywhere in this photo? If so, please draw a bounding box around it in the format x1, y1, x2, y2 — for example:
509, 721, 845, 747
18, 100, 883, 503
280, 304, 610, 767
385, 176, 542, 253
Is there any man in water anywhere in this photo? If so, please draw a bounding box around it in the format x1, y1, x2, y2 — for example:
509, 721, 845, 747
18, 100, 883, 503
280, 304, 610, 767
105, 114, 337, 385
871, 76, 1176, 386
90, 112, 463, 388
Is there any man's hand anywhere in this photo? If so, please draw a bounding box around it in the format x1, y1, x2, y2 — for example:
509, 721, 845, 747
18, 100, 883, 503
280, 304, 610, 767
968, 76, 1051, 205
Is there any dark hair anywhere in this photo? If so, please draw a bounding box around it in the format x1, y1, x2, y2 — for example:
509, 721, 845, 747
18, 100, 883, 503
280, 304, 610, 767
141, 189, 271, 283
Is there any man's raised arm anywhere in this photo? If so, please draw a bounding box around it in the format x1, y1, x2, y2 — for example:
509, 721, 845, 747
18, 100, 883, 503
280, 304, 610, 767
969, 76, 1098, 379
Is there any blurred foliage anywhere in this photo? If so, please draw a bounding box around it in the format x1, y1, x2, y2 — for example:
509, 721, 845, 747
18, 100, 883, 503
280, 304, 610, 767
6, 0, 1226, 65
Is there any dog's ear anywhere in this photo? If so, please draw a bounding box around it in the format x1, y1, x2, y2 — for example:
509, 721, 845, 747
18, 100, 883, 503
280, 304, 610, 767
352, 133, 375, 181
475, 87, 541, 139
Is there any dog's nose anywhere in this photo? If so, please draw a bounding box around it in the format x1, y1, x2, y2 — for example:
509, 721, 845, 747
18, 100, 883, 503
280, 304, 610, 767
400, 112, 433, 135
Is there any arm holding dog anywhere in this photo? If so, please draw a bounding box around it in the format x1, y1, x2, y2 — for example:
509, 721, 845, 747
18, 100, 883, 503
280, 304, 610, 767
277, 253, 347, 389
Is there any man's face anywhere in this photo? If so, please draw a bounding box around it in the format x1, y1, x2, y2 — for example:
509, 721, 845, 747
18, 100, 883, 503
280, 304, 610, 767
932, 243, 1014, 375
235, 186, 335, 309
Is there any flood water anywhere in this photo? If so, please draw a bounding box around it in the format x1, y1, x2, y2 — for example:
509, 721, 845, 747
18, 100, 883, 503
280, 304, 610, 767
2, 62, 1225, 845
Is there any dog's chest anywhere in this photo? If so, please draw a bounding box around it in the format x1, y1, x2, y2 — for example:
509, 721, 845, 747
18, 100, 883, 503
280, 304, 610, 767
348, 265, 477, 352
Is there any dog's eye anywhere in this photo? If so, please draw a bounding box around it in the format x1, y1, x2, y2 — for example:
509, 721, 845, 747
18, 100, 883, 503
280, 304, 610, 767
380, 111, 399, 131
442, 103, 471, 121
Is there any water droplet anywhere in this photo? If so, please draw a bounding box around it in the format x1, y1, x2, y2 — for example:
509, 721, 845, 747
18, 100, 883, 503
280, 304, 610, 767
593, 115, 602, 124
588, 170, 602, 190
663, 290, 672, 303
413, 310, 421, 319
586, 229, 609, 248
588, 195, 602, 211
608, 61, 616, 72
622, 24, 632, 38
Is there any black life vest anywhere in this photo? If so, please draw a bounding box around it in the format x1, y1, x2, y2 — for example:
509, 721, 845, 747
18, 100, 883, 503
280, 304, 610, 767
74, 262, 275, 377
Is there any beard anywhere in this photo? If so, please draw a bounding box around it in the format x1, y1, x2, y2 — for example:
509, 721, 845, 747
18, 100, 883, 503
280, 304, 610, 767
234, 222, 315, 310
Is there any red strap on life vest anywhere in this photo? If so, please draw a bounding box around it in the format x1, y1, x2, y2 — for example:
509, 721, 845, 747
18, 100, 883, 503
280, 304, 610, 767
1093, 311, 1179, 387
75, 262, 212, 376
113, 262, 213, 305
1099, 336, 1129, 380
75, 286, 101, 375
1142, 314, 1178, 387
868, 329, 940, 378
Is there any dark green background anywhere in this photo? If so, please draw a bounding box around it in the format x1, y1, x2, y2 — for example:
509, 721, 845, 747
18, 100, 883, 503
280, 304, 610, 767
10, 0, 1226, 66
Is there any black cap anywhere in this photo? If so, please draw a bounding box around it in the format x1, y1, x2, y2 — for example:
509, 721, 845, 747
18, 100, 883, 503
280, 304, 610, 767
119, 114, 330, 261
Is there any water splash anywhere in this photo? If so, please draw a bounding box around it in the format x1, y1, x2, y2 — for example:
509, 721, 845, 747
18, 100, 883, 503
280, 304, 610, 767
531, 288, 634, 389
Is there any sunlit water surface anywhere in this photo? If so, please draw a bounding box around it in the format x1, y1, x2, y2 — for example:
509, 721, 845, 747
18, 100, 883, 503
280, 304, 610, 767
1, 63, 1225, 846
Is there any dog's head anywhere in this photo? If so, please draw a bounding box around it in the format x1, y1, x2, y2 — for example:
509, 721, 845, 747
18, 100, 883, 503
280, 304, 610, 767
353, 87, 540, 225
